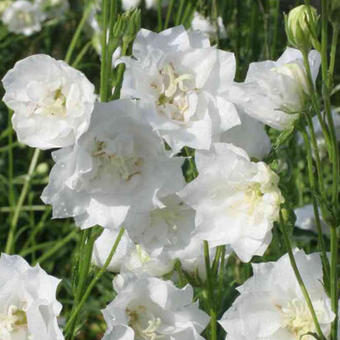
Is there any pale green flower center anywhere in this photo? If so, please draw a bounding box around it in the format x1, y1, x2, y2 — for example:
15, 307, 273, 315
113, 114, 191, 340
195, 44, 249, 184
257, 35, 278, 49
154, 63, 195, 122
36, 88, 67, 117
126, 305, 164, 340
0, 305, 29, 338
279, 299, 316, 339
17, 10, 34, 25
92, 140, 143, 182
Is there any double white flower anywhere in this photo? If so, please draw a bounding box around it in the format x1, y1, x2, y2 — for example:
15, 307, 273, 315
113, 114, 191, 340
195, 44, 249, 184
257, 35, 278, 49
178, 143, 284, 262
42, 99, 185, 230
120, 25, 240, 153
234, 47, 321, 130
2, 54, 95, 149
0, 254, 64, 340
219, 249, 334, 340
102, 273, 209, 340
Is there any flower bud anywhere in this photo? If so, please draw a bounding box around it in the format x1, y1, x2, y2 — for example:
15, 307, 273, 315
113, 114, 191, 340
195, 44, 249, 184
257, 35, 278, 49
285, 5, 319, 52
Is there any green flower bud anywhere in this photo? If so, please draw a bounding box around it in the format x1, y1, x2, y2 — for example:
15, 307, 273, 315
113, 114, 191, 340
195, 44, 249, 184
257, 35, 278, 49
285, 5, 320, 52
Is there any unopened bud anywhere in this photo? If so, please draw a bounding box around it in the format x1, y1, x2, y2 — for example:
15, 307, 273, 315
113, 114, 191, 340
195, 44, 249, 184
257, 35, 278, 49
285, 5, 320, 52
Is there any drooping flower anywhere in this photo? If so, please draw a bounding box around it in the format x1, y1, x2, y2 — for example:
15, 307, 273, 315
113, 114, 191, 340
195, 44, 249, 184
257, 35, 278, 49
191, 11, 227, 40
234, 47, 321, 130
0, 254, 64, 340
41, 99, 185, 230
178, 143, 284, 262
101, 273, 210, 340
220, 109, 271, 160
92, 229, 174, 277
219, 249, 334, 340
119, 25, 240, 153
294, 204, 329, 236
2, 54, 95, 149
1, 0, 44, 36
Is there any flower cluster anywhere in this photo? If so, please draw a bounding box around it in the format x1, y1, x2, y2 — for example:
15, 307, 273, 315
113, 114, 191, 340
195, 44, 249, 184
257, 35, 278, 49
0, 0, 69, 35
2, 18, 327, 340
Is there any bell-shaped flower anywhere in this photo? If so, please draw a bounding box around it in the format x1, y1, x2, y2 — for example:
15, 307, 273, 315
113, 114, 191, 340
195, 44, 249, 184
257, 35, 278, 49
101, 273, 210, 340
219, 249, 334, 340
220, 109, 271, 160
1, 1, 44, 36
0, 254, 64, 340
92, 229, 174, 277
119, 25, 240, 153
178, 143, 284, 262
2, 54, 95, 149
41, 99, 185, 230
234, 47, 321, 130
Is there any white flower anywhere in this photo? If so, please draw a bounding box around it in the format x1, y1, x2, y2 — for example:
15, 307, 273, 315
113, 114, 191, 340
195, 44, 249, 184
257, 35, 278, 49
92, 229, 174, 277
41, 99, 185, 230
1, 0, 44, 36
102, 273, 210, 340
235, 47, 321, 130
219, 249, 335, 340
295, 204, 329, 236
145, 0, 168, 9
2, 54, 95, 149
178, 143, 284, 262
191, 12, 227, 40
220, 109, 271, 160
120, 25, 240, 153
0, 254, 64, 340
35, 0, 69, 18
122, 0, 141, 10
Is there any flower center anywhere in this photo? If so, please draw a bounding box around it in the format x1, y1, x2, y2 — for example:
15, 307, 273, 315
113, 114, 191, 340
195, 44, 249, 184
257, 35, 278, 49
153, 63, 195, 123
126, 305, 164, 340
35, 87, 67, 117
92, 140, 143, 182
0, 305, 28, 338
17, 11, 34, 25
279, 299, 316, 339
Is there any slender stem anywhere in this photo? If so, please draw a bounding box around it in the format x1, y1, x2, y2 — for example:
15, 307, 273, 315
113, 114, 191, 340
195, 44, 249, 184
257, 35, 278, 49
7, 110, 15, 217
100, 0, 110, 102
0, 205, 48, 212
164, 0, 175, 29
203, 241, 217, 340
33, 229, 78, 265
175, 0, 185, 26
302, 50, 331, 149
64, 5, 91, 64
329, 25, 339, 82
66, 229, 96, 340
321, 2, 339, 337
71, 41, 92, 68
280, 213, 327, 340
64, 228, 125, 334
5, 148, 40, 254
300, 125, 330, 284
157, 0, 163, 31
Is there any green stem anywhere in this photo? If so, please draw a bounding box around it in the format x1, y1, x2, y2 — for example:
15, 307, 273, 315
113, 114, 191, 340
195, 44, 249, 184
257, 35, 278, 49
164, 0, 175, 29
300, 125, 330, 284
321, 2, 339, 337
157, 0, 163, 31
100, 0, 110, 102
5, 148, 40, 254
203, 241, 217, 340
33, 229, 78, 265
175, 0, 185, 26
71, 41, 92, 68
64, 228, 125, 335
302, 50, 331, 150
280, 213, 327, 340
329, 25, 339, 82
64, 5, 91, 64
